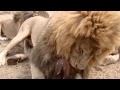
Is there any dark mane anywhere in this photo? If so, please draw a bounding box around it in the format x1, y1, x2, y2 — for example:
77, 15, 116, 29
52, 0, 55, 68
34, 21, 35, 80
13, 11, 49, 23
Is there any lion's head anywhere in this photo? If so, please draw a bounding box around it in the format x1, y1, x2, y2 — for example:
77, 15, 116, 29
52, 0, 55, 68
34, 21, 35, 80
46, 11, 120, 70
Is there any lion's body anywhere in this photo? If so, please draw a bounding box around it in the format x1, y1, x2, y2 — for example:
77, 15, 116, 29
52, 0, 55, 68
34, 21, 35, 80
0, 14, 17, 40
0, 11, 49, 66
20, 16, 49, 46
1, 19, 19, 39
0, 11, 49, 40
30, 11, 120, 79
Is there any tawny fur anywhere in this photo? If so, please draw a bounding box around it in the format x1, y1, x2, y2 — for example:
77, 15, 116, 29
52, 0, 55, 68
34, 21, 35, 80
30, 11, 120, 79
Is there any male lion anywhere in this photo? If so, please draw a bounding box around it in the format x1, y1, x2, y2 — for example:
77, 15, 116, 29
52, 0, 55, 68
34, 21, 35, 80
29, 11, 120, 79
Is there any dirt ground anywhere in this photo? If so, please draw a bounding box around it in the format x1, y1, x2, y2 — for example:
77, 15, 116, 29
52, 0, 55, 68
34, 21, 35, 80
0, 11, 120, 79
1, 38, 120, 79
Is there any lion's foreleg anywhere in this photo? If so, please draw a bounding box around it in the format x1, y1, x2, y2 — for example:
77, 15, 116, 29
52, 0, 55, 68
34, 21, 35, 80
96, 48, 115, 66
31, 63, 45, 79
7, 54, 28, 65
0, 26, 30, 66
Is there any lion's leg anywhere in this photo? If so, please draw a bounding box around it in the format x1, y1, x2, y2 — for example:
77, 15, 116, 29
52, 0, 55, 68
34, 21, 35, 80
7, 54, 28, 60
0, 26, 30, 66
7, 39, 32, 65
101, 49, 119, 65
7, 54, 28, 65
6, 39, 32, 65
96, 48, 115, 66
102, 54, 119, 66
0, 23, 9, 41
31, 63, 45, 79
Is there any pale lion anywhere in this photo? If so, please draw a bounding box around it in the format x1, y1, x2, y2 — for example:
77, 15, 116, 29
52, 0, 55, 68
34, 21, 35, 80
0, 12, 49, 66
0, 11, 49, 41
0, 14, 14, 40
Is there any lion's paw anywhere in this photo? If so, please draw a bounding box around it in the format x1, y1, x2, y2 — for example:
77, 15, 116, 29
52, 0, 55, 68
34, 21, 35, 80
0, 37, 9, 41
0, 53, 7, 66
102, 54, 119, 66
